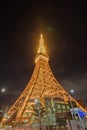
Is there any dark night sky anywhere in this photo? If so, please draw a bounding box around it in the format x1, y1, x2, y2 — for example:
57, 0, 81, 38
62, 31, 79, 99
0, 1, 87, 110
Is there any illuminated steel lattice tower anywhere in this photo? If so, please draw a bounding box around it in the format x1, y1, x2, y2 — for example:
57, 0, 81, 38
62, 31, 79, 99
2, 34, 86, 125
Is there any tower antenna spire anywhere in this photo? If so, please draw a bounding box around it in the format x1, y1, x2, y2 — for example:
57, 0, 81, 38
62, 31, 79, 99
37, 33, 46, 55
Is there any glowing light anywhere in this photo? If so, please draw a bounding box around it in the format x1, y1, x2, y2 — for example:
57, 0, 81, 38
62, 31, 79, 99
1, 88, 6, 93
37, 34, 46, 55
41, 34, 43, 38
70, 89, 74, 93
35, 99, 39, 103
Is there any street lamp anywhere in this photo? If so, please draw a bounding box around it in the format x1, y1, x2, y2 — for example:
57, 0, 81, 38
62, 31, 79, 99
1, 88, 6, 93
70, 89, 74, 93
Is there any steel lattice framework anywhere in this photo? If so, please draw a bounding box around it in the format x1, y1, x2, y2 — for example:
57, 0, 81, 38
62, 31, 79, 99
1, 34, 86, 125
